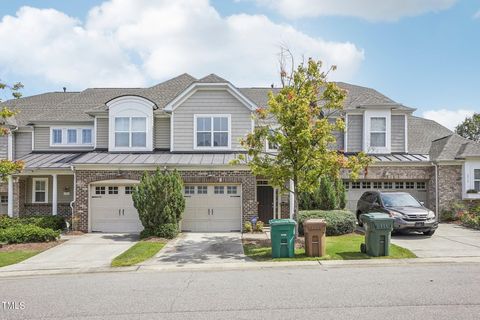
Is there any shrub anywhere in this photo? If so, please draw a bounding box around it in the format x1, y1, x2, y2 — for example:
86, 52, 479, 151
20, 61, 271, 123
140, 223, 179, 239
0, 225, 60, 244
255, 220, 265, 232
132, 168, 185, 236
297, 210, 356, 236
441, 200, 468, 222
461, 214, 480, 230
0, 215, 66, 231
298, 176, 346, 210
244, 221, 253, 233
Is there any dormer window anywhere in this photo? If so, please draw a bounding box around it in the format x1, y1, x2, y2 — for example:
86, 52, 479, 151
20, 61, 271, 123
370, 117, 386, 147
114, 117, 147, 148
194, 114, 231, 149
364, 110, 391, 154
107, 96, 155, 152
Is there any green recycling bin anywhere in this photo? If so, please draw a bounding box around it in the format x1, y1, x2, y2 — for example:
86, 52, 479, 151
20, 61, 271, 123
360, 213, 394, 257
269, 219, 296, 258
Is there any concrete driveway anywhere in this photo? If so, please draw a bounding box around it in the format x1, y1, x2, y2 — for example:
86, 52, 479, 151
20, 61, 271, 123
143, 233, 248, 266
0, 233, 138, 273
391, 223, 480, 258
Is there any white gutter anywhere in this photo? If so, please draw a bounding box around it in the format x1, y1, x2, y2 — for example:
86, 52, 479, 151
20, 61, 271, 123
69, 165, 76, 231
7, 125, 18, 217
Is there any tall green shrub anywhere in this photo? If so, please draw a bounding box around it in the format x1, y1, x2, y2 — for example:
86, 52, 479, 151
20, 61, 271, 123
132, 168, 185, 237
334, 178, 346, 210
299, 176, 346, 210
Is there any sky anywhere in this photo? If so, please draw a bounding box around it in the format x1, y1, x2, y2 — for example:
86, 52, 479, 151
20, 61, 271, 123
0, 0, 478, 130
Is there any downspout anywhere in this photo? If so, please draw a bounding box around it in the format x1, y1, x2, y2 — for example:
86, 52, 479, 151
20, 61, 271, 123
432, 162, 439, 221
69, 165, 76, 231
7, 125, 18, 217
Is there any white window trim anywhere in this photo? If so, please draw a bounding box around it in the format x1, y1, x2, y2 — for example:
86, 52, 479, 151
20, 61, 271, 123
32, 178, 48, 204
266, 126, 280, 152
463, 160, 480, 199
363, 110, 391, 154
193, 114, 232, 150
49, 126, 94, 147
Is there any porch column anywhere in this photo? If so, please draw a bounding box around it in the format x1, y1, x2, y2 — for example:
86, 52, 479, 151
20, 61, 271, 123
289, 179, 294, 219
52, 174, 58, 216
7, 176, 13, 217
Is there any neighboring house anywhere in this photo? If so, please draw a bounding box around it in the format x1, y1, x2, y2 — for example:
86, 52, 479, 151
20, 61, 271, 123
0, 73, 479, 232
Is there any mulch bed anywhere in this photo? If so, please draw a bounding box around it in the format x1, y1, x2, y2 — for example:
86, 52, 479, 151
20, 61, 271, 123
63, 231, 85, 236
141, 236, 169, 243
0, 240, 65, 252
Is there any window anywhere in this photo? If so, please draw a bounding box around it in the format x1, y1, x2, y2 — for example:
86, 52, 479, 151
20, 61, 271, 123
475, 169, 480, 191
362, 181, 371, 189
267, 129, 279, 151
82, 129, 92, 144
184, 186, 195, 195
0, 195, 7, 203
115, 117, 147, 148
51, 127, 93, 146
383, 182, 393, 189
125, 186, 134, 195
343, 181, 350, 190
227, 186, 238, 194
416, 182, 426, 190
32, 178, 48, 203
214, 186, 225, 194
370, 117, 386, 148
95, 187, 106, 195
406, 182, 415, 189
52, 129, 62, 144
373, 182, 382, 189
108, 186, 119, 195
395, 182, 404, 189
351, 182, 361, 189
197, 186, 208, 194
195, 115, 230, 148
67, 129, 77, 144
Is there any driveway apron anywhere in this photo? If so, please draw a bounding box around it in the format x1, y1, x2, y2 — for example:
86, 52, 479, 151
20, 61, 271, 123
391, 224, 480, 258
144, 232, 248, 265
0, 233, 138, 272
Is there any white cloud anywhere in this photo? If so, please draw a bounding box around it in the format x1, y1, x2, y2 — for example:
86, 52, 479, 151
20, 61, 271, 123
422, 109, 474, 130
0, 0, 365, 89
253, 0, 457, 21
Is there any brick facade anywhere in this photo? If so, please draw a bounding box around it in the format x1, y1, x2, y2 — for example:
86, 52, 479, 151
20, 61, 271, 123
22, 203, 72, 218
437, 165, 480, 214
73, 169, 257, 232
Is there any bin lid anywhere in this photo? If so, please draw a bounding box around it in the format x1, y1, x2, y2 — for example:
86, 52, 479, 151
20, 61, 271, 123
360, 212, 393, 222
303, 219, 326, 225
269, 219, 296, 226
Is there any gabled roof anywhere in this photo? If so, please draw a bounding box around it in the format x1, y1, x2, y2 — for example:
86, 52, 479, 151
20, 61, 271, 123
408, 116, 453, 154
429, 134, 480, 161
197, 74, 229, 83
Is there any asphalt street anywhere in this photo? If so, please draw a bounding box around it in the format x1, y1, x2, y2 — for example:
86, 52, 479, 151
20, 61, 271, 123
1, 263, 480, 320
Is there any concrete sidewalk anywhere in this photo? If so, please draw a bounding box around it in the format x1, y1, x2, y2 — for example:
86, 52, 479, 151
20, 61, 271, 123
0, 233, 138, 273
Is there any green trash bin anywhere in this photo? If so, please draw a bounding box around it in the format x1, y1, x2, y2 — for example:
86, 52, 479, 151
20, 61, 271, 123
360, 213, 394, 257
269, 219, 296, 258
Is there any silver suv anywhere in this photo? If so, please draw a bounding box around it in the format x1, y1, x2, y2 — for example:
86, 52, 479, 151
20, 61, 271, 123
356, 191, 438, 236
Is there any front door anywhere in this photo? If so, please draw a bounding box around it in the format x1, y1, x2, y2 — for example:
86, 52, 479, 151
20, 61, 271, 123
257, 186, 274, 224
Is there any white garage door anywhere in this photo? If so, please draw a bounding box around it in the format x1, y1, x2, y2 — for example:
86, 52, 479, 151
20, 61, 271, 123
181, 184, 242, 232
90, 184, 143, 233
345, 180, 428, 211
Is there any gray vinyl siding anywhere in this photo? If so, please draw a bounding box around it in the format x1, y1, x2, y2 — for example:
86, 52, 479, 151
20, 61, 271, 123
391, 115, 406, 153
328, 118, 344, 151
34, 126, 94, 151
0, 135, 7, 159
154, 117, 170, 149
172, 90, 252, 151
96, 118, 109, 149
346, 115, 363, 152
25, 175, 74, 204
14, 132, 32, 159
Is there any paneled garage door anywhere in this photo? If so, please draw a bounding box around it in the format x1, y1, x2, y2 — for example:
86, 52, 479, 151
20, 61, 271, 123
344, 180, 428, 211
181, 184, 242, 232
90, 183, 143, 233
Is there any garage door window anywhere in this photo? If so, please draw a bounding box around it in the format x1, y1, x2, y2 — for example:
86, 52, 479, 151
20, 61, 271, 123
383, 182, 393, 189
343, 181, 349, 189
416, 182, 426, 190
184, 186, 195, 195
125, 186, 134, 194
395, 182, 404, 189
214, 186, 224, 194
227, 186, 238, 194
362, 181, 371, 189
373, 182, 382, 189
406, 182, 415, 189
351, 182, 360, 189
95, 187, 106, 195
108, 187, 119, 195
197, 186, 208, 194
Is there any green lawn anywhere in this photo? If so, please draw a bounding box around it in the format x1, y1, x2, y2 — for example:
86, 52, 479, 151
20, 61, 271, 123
0, 250, 41, 268
244, 234, 416, 261
112, 241, 166, 267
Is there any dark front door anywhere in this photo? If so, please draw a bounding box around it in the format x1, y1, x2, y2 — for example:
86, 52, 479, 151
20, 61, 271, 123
257, 186, 274, 223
